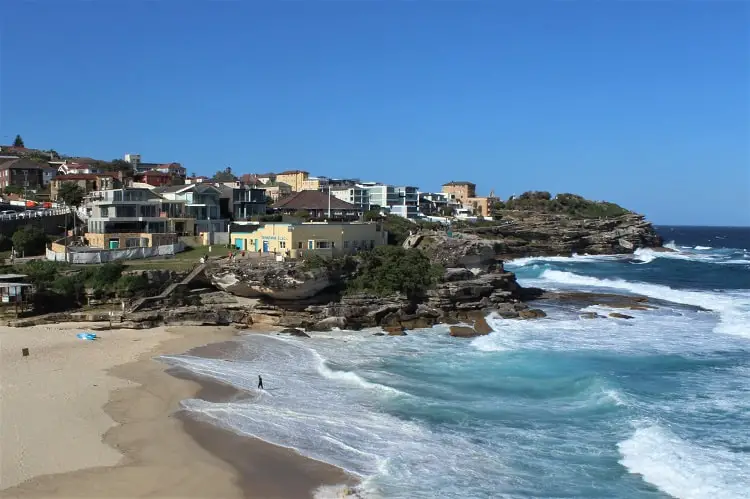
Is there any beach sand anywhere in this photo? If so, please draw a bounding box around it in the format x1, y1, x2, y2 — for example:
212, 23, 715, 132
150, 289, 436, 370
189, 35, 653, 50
1, 323, 354, 498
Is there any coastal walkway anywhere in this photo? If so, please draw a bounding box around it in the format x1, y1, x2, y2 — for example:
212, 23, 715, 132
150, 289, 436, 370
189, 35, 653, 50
128, 262, 208, 313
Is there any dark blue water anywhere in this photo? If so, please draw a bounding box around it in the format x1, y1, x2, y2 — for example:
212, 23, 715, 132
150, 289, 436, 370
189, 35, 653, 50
165, 226, 750, 499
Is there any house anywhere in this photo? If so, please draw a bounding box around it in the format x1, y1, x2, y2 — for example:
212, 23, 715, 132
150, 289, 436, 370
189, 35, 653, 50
358, 183, 397, 210
0, 159, 44, 192
355, 183, 421, 218
215, 183, 267, 220
41, 166, 57, 186
390, 186, 420, 219
185, 175, 210, 184
419, 192, 459, 215
230, 221, 387, 257
50, 173, 121, 201
270, 190, 359, 221
86, 188, 178, 249
466, 192, 499, 218
57, 161, 100, 175
261, 181, 292, 201
135, 170, 173, 187
276, 170, 309, 192
155, 183, 228, 235
442, 181, 476, 204
240, 173, 275, 185
0, 274, 34, 312
154, 162, 186, 178
301, 176, 329, 191
330, 186, 369, 212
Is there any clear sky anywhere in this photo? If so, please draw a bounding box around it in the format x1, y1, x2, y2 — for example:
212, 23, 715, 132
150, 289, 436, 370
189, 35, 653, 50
1, 1, 748, 226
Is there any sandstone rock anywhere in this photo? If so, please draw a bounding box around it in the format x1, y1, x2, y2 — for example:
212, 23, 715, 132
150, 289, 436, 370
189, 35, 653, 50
373, 332, 385, 336
384, 326, 407, 336
449, 326, 487, 338
280, 328, 311, 337
580, 312, 604, 319
519, 308, 547, 319
311, 316, 348, 331
609, 312, 634, 319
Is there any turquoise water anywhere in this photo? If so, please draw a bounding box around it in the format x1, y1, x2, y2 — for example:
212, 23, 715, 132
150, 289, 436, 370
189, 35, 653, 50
163, 226, 750, 499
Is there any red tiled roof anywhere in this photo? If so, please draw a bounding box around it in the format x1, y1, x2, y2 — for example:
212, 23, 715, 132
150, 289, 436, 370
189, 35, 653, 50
271, 190, 356, 210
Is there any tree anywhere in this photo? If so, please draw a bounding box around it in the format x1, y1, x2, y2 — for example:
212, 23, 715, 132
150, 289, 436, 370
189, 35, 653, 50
109, 159, 132, 171
12, 226, 48, 256
13, 135, 24, 147
212, 167, 237, 182
57, 183, 85, 207
363, 209, 382, 221
3, 185, 24, 196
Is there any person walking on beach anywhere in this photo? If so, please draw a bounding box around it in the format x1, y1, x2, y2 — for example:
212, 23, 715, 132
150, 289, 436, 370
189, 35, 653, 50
258, 375, 264, 390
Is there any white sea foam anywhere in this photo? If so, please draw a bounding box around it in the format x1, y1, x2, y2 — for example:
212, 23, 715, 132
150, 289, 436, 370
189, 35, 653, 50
537, 269, 750, 338
505, 253, 621, 268
618, 424, 750, 499
695, 245, 713, 250
634, 245, 750, 266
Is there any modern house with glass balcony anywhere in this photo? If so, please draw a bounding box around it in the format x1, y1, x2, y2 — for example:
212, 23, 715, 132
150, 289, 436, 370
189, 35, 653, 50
155, 183, 228, 234
86, 187, 178, 249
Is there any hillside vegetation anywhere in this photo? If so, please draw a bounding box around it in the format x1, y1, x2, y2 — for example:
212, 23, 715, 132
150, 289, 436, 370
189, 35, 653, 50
493, 191, 633, 219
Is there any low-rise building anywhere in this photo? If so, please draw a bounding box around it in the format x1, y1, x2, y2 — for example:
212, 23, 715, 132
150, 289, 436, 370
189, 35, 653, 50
215, 183, 267, 220
261, 181, 292, 201
330, 186, 369, 212
271, 190, 359, 221
466, 194, 499, 218
155, 183, 228, 235
51, 173, 121, 200
86, 188, 178, 249
57, 161, 100, 176
0, 159, 45, 192
419, 192, 459, 215
300, 176, 329, 191
230, 221, 387, 257
135, 170, 173, 187
442, 181, 476, 204
276, 170, 309, 192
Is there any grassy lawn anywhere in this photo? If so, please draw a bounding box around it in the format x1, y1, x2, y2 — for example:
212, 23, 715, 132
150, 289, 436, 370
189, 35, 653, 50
121, 244, 218, 271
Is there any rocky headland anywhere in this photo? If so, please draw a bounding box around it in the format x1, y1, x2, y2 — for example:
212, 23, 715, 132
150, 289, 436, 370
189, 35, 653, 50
7, 194, 664, 337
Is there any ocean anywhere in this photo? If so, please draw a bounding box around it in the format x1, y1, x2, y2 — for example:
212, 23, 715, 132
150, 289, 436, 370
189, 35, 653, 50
161, 225, 750, 499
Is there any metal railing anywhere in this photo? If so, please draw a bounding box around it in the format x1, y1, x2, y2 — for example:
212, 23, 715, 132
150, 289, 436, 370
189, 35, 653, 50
0, 208, 68, 221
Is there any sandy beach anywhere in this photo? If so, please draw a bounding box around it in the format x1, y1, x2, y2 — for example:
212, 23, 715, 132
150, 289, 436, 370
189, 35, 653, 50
0, 323, 354, 498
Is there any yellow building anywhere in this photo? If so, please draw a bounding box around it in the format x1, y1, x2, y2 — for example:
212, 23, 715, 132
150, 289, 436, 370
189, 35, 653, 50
231, 221, 387, 258
466, 196, 499, 217
276, 170, 309, 192
442, 181, 476, 204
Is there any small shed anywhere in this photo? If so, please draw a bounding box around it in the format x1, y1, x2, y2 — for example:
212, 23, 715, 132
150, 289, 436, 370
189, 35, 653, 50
0, 274, 34, 313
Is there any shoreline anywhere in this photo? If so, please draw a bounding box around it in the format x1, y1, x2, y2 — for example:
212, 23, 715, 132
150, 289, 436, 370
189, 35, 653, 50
0, 324, 356, 498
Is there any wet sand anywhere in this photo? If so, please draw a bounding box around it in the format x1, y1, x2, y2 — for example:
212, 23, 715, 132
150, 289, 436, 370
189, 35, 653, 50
1, 324, 354, 498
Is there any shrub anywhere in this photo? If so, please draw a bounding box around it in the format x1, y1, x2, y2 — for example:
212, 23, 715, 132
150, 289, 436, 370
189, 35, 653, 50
115, 274, 149, 298
347, 246, 442, 298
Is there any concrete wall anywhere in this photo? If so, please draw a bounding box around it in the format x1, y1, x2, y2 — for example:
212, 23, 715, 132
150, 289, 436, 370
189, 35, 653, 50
0, 214, 69, 237
86, 232, 178, 249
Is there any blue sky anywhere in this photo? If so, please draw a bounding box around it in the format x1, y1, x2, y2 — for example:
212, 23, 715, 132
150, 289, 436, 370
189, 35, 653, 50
1, 1, 748, 226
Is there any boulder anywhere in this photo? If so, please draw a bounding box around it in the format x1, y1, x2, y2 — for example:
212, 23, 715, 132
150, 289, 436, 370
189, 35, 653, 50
519, 308, 547, 319
449, 326, 487, 338
609, 312, 634, 319
280, 328, 311, 337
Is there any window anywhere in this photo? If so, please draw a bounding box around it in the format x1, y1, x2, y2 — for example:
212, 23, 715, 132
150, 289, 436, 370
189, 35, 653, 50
279, 241, 286, 249
316, 241, 330, 249
298, 241, 303, 249
343, 240, 349, 249
370, 240, 375, 248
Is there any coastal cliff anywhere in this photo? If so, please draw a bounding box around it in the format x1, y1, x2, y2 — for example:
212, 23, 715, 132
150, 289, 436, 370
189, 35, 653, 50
407, 213, 662, 260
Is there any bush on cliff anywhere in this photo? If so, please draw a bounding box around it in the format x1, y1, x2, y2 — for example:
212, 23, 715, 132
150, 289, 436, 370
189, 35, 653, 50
19, 261, 157, 311
382, 215, 444, 246
496, 192, 632, 219
347, 246, 442, 298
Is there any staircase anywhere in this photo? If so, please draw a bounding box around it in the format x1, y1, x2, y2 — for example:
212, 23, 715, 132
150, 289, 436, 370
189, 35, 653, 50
129, 263, 208, 313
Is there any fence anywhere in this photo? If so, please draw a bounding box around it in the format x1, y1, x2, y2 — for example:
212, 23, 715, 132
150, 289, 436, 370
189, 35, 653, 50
0, 208, 69, 221
46, 242, 186, 264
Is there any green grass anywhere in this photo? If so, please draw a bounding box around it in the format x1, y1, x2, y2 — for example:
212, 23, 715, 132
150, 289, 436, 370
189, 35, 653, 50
120, 245, 213, 271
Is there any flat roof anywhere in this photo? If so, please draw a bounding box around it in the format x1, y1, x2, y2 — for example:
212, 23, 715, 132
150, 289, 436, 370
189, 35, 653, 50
0, 282, 32, 288
0, 274, 28, 280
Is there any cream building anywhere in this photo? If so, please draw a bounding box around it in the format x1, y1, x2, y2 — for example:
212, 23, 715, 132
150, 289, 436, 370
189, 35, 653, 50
275, 170, 309, 192
230, 221, 387, 258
